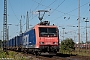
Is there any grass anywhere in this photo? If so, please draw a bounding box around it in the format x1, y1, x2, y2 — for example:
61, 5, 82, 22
60, 48, 90, 56
0, 48, 33, 60
73, 48, 90, 56
1, 48, 90, 60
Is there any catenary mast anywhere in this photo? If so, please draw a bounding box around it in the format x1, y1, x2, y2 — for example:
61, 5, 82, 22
3, 0, 8, 51
26, 11, 29, 30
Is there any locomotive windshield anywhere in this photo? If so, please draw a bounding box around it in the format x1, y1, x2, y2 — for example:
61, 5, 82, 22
39, 27, 57, 37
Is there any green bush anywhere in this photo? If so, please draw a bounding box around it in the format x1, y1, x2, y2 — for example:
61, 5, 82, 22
60, 38, 75, 53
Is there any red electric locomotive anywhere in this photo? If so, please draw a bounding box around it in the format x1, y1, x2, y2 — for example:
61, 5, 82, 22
34, 21, 59, 55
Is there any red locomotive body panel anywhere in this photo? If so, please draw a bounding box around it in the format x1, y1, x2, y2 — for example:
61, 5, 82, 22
39, 37, 58, 46
34, 24, 59, 52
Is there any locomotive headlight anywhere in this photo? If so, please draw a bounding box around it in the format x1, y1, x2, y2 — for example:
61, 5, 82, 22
53, 42, 57, 44
40, 42, 44, 44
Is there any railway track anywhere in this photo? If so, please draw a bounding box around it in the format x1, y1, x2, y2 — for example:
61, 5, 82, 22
23, 53, 90, 60
8, 50, 90, 60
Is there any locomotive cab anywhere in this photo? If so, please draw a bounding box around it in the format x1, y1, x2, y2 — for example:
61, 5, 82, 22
34, 21, 59, 54
39, 27, 59, 53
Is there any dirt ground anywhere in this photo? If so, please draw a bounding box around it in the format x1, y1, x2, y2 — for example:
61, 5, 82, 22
5, 51, 90, 60
34, 53, 90, 60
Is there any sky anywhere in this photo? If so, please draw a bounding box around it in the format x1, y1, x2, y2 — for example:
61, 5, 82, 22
0, 0, 90, 43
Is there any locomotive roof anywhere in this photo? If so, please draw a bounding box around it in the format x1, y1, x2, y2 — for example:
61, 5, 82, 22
35, 24, 58, 28
24, 23, 58, 33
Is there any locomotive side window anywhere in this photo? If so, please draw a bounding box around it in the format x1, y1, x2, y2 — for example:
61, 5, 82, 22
39, 27, 57, 37
34, 29, 35, 34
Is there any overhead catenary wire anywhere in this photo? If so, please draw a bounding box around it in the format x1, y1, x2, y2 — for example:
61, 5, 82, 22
8, 0, 20, 21
8, 0, 24, 37
51, 2, 90, 27
52, 2, 90, 21
32, 0, 90, 23
44, 0, 66, 20
8, 0, 90, 40
8, 0, 90, 27
30, 0, 57, 21
22, 0, 58, 29
21, 0, 43, 30
21, 0, 90, 35
29, 0, 43, 18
